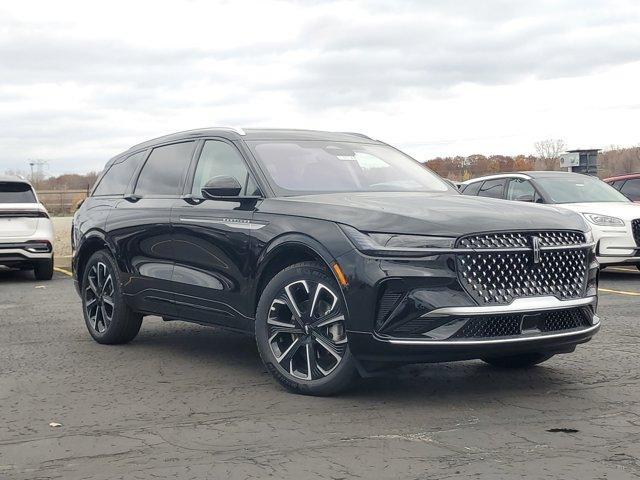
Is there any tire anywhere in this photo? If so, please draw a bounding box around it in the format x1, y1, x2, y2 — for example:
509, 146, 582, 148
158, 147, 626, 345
482, 353, 554, 369
255, 261, 358, 396
81, 250, 142, 345
33, 257, 54, 280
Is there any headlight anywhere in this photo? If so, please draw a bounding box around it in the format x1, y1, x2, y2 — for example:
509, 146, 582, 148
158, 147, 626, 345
339, 224, 455, 256
583, 213, 625, 227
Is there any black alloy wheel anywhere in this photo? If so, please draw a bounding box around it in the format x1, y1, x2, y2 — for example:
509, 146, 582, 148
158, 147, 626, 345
255, 261, 358, 395
85, 260, 115, 333
82, 250, 142, 344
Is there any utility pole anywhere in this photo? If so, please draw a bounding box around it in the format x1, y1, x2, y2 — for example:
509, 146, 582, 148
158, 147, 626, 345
27, 160, 48, 188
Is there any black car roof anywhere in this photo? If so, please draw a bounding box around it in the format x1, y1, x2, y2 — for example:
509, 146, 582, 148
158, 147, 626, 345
125, 128, 379, 153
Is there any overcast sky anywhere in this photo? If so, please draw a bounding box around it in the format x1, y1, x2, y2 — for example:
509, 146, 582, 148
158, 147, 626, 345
1, 0, 640, 175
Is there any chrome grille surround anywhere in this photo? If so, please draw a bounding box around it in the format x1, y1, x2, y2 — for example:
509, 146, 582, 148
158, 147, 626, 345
458, 231, 586, 249
456, 231, 590, 305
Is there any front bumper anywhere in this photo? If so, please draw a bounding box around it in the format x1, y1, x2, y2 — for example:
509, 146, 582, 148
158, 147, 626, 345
335, 247, 599, 364
593, 224, 640, 265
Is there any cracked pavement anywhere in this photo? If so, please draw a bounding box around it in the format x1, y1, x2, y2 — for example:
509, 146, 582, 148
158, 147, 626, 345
1, 268, 639, 479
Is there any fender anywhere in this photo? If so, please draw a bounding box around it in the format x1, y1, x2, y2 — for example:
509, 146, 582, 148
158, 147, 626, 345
252, 232, 354, 320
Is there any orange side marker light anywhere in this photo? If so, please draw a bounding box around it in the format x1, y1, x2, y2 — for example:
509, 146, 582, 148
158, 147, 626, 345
332, 262, 349, 287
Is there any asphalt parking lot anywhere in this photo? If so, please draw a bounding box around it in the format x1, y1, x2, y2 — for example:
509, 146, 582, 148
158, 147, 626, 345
1, 267, 639, 480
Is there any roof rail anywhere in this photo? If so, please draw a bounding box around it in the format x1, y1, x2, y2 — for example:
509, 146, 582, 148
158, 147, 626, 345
338, 132, 372, 140
215, 126, 245, 136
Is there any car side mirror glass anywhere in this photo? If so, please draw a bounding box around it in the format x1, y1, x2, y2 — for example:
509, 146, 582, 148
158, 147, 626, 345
516, 194, 534, 202
201, 176, 242, 199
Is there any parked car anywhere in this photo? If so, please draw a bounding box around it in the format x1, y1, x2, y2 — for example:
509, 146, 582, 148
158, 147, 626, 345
0, 175, 54, 280
72, 129, 599, 395
460, 171, 640, 271
604, 173, 640, 202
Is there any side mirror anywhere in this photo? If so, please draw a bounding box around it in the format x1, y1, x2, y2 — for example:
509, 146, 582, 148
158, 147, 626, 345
202, 176, 242, 199
515, 194, 534, 202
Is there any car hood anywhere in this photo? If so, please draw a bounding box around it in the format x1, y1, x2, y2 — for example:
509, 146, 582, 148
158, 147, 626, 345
259, 192, 589, 237
555, 202, 640, 221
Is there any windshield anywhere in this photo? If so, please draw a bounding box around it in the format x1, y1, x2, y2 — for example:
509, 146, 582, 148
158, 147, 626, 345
537, 176, 630, 204
247, 141, 452, 195
0, 182, 36, 203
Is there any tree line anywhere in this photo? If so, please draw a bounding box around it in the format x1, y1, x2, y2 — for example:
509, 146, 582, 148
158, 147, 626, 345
3, 169, 99, 191
424, 142, 640, 181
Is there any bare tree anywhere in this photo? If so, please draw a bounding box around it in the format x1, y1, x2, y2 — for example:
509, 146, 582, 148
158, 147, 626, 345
534, 139, 566, 171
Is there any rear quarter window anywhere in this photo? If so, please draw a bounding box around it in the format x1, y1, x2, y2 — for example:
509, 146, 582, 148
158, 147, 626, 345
0, 182, 36, 203
93, 150, 148, 196
461, 182, 481, 196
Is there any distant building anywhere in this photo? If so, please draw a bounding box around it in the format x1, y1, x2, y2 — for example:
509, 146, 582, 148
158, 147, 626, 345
559, 149, 600, 176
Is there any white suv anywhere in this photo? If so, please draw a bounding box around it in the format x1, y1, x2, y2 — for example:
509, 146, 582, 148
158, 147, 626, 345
460, 171, 640, 271
0, 175, 54, 280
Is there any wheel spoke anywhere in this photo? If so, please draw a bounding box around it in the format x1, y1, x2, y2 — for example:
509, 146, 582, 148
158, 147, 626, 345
284, 281, 307, 318
309, 283, 338, 319
274, 337, 302, 364
305, 343, 316, 380
312, 314, 344, 329
102, 295, 114, 308
88, 276, 99, 296
101, 305, 110, 327
102, 274, 113, 295
97, 263, 104, 288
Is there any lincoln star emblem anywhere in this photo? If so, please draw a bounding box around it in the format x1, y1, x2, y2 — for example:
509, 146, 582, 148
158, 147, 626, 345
531, 235, 541, 264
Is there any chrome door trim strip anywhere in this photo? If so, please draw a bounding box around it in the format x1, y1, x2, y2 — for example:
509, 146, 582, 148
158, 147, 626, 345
178, 217, 267, 230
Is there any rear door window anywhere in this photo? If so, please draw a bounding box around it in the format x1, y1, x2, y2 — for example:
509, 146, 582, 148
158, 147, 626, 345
0, 182, 36, 203
461, 182, 481, 195
620, 179, 640, 201
135, 142, 196, 196
93, 150, 147, 196
478, 179, 506, 198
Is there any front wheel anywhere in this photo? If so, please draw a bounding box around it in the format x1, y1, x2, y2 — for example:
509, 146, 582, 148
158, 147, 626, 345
482, 352, 554, 368
255, 261, 358, 396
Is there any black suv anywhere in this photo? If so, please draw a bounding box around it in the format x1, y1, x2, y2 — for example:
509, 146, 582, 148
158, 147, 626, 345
72, 128, 600, 395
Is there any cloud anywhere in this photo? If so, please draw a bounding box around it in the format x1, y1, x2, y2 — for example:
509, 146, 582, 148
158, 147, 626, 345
0, 0, 639, 174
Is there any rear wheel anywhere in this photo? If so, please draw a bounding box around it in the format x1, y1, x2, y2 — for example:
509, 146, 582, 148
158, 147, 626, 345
255, 261, 358, 396
33, 257, 54, 280
482, 353, 554, 369
82, 250, 142, 344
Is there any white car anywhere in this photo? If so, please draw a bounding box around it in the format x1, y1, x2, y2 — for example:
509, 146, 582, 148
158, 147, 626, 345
0, 175, 54, 279
460, 171, 640, 270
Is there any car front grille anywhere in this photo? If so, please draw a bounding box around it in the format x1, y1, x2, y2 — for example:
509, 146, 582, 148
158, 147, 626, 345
450, 308, 590, 339
458, 231, 585, 249
456, 231, 589, 305
633, 219, 640, 246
